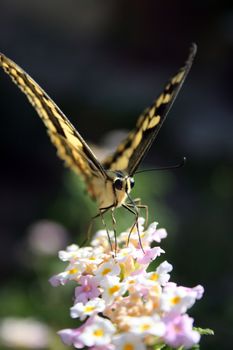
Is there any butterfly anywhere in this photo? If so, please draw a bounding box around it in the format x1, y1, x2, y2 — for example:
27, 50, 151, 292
0, 44, 197, 247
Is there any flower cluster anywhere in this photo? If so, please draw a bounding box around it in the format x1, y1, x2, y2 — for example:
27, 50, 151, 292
50, 218, 204, 349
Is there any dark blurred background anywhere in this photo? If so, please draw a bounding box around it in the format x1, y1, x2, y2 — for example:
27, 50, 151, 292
0, 1, 232, 349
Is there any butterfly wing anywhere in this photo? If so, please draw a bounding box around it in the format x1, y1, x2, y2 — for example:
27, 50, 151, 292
0, 53, 107, 186
103, 43, 197, 176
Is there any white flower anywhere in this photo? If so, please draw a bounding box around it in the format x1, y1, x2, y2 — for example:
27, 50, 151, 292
52, 217, 205, 350
80, 252, 104, 269
94, 260, 121, 281
49, 261, 85, 286
124, 274, 143, 290
70, 298, 105, 320
113, 332, 146, 350
65, 260, 86, 274
160, 283, 197, 314
100, 276, 127, 304
58, 244, 80, 261
128, 315, 165, 336
147, 221, 167, 243
146, 260, 173, 286
79, 316, 116, 347
59, 245, 104, 264
141, 221, 159, 244
91, 229, 114, 248
114, 247, 135, 263
147, 221, 159, 233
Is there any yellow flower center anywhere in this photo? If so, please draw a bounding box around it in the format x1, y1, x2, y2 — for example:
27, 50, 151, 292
150, 273, 158, 281
102, 268, 111, 275
68, 268, 78, 275
171, 296, 181, 304
141, 323, 151, 331
83, 285, 91, 292
123, 343, 134, 350
93, 328, 104, 337
129, 279, 135, 284
109, 285, 120, 295
84, 306, 95, 313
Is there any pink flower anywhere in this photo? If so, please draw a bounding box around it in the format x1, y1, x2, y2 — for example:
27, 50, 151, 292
49, 275, 63, 287
135, 247, 164, 264
163, 314, 200, 349
58, 318, 93, 349
58, 328, 84, 348
90, 345, 115, 350
75, 275, 100, 303
52, 219, 206, 350
186, 285, 204, 300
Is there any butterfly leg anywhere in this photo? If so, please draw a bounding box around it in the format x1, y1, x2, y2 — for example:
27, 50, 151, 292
85, 205, 114, 249
99, 207, 114, 252
85, 213, 103, 246
111, 208, 118, 255
122, 204, 144, 253
127, 200, 148, 228
85, 220, 94, 246
133, 197, 141, 204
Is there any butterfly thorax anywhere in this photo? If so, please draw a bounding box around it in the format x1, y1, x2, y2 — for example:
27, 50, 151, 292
90, 170, 135, 209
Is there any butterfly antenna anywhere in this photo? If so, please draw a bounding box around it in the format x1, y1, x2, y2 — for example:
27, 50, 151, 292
135, 156, 186, 174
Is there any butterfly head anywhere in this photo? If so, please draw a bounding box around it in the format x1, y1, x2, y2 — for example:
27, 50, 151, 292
112, 172, 135, 195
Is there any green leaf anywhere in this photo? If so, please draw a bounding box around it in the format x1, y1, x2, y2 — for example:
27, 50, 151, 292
190, 345, 200, 349
153, 344, 166, 350
194, 327, 214, 335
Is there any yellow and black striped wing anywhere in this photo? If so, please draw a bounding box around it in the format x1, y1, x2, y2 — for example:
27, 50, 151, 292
103, 44, 197, 176
0, 53, 107, 184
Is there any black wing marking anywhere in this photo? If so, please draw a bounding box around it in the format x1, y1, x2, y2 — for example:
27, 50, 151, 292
102, 43, 197, 176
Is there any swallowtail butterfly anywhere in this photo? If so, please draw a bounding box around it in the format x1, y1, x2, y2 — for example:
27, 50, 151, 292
0, 44, 197, 246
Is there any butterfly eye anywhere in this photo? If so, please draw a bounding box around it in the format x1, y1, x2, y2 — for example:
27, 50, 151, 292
114, 178, 123, 190
130, 178, 135, 189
